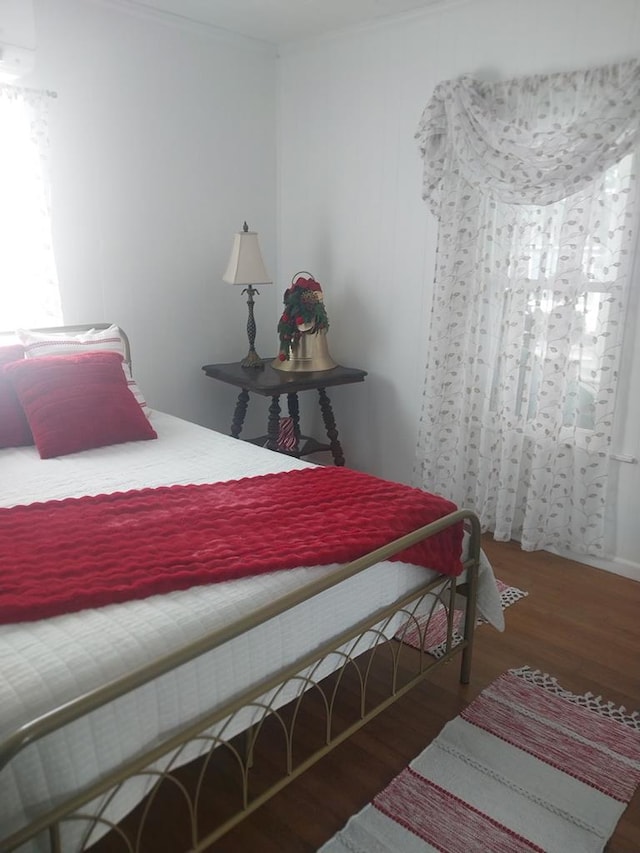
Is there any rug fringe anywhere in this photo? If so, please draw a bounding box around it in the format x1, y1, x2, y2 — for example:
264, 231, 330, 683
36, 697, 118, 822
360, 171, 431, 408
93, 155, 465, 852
511, 666, 640, 732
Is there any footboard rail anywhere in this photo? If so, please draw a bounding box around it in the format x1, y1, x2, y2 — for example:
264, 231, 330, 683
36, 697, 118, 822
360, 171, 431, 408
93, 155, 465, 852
0, 509, 481, 853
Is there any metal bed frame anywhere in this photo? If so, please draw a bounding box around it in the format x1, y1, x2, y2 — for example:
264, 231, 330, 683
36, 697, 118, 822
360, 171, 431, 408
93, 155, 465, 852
0, 326, 481, 852
1, 511, 480, 853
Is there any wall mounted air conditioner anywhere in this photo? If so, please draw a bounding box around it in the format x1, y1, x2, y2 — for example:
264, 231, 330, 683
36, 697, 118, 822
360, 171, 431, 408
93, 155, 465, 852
0, 0, 35, 80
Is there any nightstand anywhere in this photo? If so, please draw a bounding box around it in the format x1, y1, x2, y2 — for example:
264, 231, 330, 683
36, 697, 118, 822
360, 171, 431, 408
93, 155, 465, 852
201, 359, 367, 466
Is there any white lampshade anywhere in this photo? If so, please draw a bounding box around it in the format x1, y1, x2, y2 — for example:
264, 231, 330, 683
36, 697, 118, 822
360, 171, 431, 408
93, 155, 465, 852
222, 222, 272, 286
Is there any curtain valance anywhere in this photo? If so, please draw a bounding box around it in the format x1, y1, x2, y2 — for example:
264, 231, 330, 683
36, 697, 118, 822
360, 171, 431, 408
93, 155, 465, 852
416, 59, 640, 212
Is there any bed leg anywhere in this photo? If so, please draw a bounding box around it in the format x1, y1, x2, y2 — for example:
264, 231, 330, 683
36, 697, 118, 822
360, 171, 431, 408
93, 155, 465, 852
460, 513, 481, 685
49, 823, 62, 853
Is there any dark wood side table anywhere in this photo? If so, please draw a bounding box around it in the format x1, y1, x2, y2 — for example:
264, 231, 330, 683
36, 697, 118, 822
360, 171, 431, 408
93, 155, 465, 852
201, 360, 367, 466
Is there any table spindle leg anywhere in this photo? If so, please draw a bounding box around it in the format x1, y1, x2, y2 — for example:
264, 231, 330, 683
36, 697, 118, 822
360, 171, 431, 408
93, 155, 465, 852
318, 387, 345, 466
266, 395, 281, 451
287, 393, 301, 443
231, 388, 250, 439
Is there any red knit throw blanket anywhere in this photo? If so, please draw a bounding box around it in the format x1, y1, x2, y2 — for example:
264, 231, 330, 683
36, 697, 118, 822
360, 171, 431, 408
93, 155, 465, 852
1, 467, 463, 623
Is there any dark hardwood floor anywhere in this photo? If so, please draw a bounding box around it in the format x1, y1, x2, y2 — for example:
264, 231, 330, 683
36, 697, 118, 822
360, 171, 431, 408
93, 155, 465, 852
98, 537, 640, 852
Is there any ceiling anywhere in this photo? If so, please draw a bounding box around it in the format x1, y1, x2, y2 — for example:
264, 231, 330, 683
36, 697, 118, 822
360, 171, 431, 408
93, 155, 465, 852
114, 0, 450, 45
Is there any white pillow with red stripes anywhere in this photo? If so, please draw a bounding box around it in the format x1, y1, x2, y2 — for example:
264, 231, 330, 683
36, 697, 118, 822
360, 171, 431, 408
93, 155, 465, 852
16, 325, 151, 419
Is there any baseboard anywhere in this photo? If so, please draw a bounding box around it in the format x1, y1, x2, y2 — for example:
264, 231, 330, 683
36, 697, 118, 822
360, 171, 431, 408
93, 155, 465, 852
545, 547, 640, 583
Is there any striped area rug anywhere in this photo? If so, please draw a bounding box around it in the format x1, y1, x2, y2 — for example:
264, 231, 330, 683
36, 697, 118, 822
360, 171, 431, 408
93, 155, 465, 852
396, 579, 527, 657
319, 668, 640, 853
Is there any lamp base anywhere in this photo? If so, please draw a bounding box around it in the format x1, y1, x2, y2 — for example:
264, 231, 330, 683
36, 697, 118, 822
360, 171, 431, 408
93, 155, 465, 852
241, 349, 264, 369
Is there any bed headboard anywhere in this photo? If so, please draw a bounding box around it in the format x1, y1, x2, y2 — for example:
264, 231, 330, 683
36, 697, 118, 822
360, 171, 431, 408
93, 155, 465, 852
0, 323, 133, 372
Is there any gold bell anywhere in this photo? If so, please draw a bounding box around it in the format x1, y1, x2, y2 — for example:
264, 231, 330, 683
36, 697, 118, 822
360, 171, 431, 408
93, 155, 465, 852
273, 271, 338, 372
272, 327, 337, 372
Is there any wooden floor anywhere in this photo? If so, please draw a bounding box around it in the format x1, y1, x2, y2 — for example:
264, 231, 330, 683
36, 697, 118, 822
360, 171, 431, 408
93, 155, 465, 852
99, 537, 640, 852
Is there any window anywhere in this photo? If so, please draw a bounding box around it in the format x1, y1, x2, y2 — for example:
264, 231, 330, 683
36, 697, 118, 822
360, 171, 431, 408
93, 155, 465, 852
490, 155, 633, 434
0, 86, 62, 329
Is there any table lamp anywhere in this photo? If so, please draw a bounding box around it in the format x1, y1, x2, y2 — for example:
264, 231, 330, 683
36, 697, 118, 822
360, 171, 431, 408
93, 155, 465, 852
222, 222, 272, 368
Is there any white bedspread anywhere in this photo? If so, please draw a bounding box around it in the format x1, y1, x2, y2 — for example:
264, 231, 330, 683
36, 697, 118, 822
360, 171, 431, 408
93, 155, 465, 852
0, 412, 503, 851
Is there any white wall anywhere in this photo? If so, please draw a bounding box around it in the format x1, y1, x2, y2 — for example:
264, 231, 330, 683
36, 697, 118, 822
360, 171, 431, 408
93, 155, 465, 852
277, 0, 640, 579
23, 0, 279, 436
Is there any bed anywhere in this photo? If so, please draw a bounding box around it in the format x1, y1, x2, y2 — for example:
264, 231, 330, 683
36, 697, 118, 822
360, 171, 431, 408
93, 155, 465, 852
0, 325, 504, 853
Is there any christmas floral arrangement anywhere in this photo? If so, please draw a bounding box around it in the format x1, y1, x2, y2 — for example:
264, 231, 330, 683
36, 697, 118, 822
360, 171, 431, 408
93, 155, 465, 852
275, 272, 329, 362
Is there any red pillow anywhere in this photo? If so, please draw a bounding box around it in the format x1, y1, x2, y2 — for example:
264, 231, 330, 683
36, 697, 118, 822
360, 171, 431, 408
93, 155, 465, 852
0, 345, 33, 448
5, 350, 157, 459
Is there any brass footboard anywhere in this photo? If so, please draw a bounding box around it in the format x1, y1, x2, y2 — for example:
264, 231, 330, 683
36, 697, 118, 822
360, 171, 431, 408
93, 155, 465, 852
0, 510, 481, 853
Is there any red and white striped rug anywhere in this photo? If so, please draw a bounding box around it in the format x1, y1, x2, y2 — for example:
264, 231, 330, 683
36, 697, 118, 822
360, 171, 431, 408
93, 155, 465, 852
319, 668, 640, 853
396, 579, 527, 658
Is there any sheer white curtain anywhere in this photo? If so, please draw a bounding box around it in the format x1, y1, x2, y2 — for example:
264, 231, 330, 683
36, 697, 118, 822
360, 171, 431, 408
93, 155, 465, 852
414, 61, 640, 556
0, 85, 62, 328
